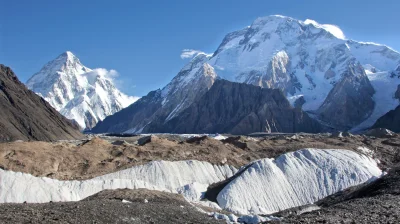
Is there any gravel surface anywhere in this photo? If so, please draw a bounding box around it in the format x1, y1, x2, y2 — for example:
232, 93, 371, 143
0, 189, 222, 224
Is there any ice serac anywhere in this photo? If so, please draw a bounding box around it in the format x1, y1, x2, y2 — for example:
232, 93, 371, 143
0, 65, 83, 142
160, 80, 322, 134
0, 160, 237, 203
93, 15, 400, 133
26, 51, 138, 129
217, 149, 382, 215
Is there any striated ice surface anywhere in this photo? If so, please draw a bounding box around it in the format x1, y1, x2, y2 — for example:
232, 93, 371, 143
217, 148, 382, 215
0, 149, 382, 217
0, 160, 236, 203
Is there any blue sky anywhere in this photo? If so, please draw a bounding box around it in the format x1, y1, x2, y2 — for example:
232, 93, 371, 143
1, 0, 399, 97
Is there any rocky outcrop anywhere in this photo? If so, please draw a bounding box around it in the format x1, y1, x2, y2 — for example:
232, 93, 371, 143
294, 96, 306, 109
137, 135, 160, 146
372, 105, 400, 132
160, 80, 322, 134
390, 65, 400, 78
142, 61, 217, 133
0, 65, 83, 142
364, 128, 395, 138
395, 85, 400, 101
318, 63, 375, 130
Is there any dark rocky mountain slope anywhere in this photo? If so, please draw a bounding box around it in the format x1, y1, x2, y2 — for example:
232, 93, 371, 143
317, 63, 375, 130
372, 104, 400, 132
0, 64, 83, 142
156, 80, 322, 134
91, 55, 216, 134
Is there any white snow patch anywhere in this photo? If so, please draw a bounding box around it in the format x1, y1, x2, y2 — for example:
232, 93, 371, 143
357, 146, 374, 156
194, 201, 222, 210
211, 134, 228, 140
287, 94, 304, 107
136, 133, 228, 141
210, 212, 280, 223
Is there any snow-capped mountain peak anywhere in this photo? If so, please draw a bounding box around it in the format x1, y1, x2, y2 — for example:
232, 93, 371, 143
27, 52, 91, 104
303, 19, 346, 40
92, 15, 400, 134
27, 51, 139, 129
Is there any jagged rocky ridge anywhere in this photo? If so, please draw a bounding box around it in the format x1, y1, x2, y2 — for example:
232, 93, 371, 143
92, 15, 400, 134
0, 65, 83, 142
157, 80, 322, 134
317, 63, 375, 130
26, 51, 138, 129
92, 54, 217, 134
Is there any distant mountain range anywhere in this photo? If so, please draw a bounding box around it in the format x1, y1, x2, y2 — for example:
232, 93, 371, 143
92, 15, 400, 134
26, 51, 139, 129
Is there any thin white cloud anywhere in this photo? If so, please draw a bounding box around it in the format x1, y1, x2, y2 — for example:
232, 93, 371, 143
83, 68, 119, 82
180, 49, 212, 59
304, 19, 346, 40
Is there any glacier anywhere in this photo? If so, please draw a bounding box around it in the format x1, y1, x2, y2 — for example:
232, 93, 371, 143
0, 160, 236, 203
0, 149, 381, 217
217, 148, 382, 215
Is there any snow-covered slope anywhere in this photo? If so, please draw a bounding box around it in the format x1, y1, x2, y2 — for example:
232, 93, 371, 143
26, 51, 138, 129
217, 149, 382, 215
207, 16, 399, 112
0, 160, 236, 203
92, 15, 400, 133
